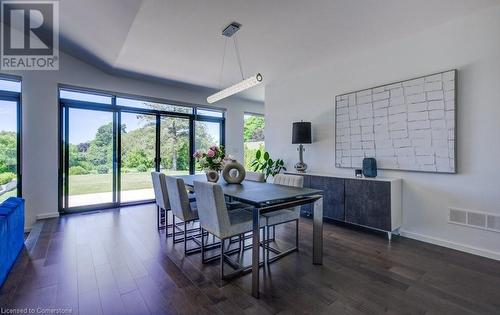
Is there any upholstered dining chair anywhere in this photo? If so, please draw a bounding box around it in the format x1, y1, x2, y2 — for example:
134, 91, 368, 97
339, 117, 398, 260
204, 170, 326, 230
165, 176, 202, 255
261, 173, 304, 263
151, 172, 196, 235
229, 169, 265, 182
244, 171, 265, 182
151, 172, 169, 230
194, 180, 266, 280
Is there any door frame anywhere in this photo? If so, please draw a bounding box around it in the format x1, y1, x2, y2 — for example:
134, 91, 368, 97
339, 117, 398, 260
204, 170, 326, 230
0, 89, 22, 199
60, 103, 118, 213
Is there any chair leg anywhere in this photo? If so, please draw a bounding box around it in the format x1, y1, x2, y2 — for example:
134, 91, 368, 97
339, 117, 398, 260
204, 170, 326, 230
165, 210, 175, 238
172, 215, 185, 244
172, 215, 177, 243
261, 226, 265, 266
220, 238, 225, 280
157, 206, 167, 230
165, 209, 169, 238
170, 211, 175, 239
166, 211, 170, 238
263, 220, 301, 265
266, 224, 270, 264
295, 219, 299, 250
184, 221, 188, 254
156, 206, 159, 229
201, 228, 205, 262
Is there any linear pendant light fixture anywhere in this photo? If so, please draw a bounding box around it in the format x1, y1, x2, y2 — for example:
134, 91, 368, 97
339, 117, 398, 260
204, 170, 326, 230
207, 73, 262, 104
207, 22, 263, 104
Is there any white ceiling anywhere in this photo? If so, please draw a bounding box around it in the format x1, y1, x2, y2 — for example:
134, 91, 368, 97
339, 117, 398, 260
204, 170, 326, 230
58, 0, 500, 102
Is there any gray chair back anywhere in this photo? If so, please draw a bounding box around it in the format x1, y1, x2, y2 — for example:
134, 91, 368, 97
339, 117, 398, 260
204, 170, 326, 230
230, 170, 265, 183
151, 172, 169, 210
165, 176, 194, 221
273, 174, 303, 187
273, 174, 304, 212
193, 181, 230, 238
245, 171, 265, 183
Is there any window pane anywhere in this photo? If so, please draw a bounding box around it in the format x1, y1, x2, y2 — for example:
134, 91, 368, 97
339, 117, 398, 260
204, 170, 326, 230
60, 89, 112, 104
160, 117, 190, 175
194, 121, 221, 173
121, 112, 156, 202
197, 109, 224, 118
0, 79, 21, 93
0, 100, 18, 202
117, 97, 193, 114
67, 108, 114, 207
243, 113, 265, 170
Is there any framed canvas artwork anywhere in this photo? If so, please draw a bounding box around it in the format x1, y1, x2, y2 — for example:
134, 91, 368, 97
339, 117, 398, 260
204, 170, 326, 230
335, 70, 456, 173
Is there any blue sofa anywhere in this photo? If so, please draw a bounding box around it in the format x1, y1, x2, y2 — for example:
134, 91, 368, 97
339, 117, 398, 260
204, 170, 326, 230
0, 197, 25, 287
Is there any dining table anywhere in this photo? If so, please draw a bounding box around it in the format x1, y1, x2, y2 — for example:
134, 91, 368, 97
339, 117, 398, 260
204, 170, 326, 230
178, 174, 324, 298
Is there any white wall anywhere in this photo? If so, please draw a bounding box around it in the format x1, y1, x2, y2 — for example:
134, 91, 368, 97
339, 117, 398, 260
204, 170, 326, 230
1, 52, 263, 229
265, 5, 500, 260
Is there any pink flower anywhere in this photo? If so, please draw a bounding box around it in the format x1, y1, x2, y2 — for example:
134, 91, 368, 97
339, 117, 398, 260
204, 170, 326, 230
207, 149, 215, 158
210, 145, 218, 151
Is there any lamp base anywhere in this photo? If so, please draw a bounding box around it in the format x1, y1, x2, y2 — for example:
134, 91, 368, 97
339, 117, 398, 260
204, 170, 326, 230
294, 161, 308, 173
294, 144, 308, 173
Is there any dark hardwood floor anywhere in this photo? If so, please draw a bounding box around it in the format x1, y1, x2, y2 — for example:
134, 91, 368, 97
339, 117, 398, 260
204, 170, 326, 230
1, 204, 500, 314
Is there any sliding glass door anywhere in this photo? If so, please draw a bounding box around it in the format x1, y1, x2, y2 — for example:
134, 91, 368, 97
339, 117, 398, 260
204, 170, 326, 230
66, 108, 115, 207
120, 112, 157, 203
60, 87, 225, 213
160, 116, 190, 176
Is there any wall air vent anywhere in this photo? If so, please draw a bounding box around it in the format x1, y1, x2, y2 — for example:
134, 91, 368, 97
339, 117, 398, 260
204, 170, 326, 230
449, 208, 466, 224
449, 208, 500, 233
467, 212, 486, 228
487, 215, 500, 231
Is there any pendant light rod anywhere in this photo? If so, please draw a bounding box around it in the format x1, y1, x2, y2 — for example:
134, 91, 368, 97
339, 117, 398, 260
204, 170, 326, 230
218, 37, 228, 89
233, 35, 245, 80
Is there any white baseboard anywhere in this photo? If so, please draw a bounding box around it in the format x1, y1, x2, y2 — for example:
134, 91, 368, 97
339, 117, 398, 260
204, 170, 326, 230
36, 212, 60, 220
400, 229, 500, 261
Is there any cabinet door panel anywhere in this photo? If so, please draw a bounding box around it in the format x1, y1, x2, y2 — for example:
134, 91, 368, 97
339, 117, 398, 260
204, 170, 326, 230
300, 175, 313, 216
324, 177, 345, 221
309, 176, 344, 220
345, 179, 391, 231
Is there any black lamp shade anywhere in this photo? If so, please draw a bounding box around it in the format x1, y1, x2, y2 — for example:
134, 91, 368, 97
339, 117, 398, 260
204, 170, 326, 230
292, 121, 312, 144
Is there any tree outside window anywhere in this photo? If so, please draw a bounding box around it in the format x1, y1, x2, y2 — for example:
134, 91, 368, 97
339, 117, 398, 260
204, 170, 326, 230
243, 113, 265, 170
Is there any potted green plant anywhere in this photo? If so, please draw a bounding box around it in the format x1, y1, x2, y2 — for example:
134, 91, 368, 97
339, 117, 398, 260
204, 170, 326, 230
251, 149, 287, 181
193, 145, 225, 182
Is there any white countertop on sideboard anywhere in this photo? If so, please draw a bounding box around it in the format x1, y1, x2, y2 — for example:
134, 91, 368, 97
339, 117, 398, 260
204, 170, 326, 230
285, 171, 401, 183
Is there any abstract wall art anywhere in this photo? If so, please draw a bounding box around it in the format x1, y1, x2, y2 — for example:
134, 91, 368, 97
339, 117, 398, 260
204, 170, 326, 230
335, 70, 456, 173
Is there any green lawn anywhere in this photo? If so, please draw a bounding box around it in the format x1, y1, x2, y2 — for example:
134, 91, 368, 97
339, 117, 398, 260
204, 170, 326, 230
69, 171, 188, 195
0, 189, 17, 203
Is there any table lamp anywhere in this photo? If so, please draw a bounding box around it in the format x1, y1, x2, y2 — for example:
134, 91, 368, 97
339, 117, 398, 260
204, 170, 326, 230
292, 121, 312, 172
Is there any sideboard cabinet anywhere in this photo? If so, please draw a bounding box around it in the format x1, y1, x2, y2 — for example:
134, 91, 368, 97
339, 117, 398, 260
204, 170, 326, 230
286, 172, 402, 239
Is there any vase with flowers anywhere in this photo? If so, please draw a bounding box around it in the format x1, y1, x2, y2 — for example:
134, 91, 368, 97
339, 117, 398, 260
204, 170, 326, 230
193, 145, 225, 182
